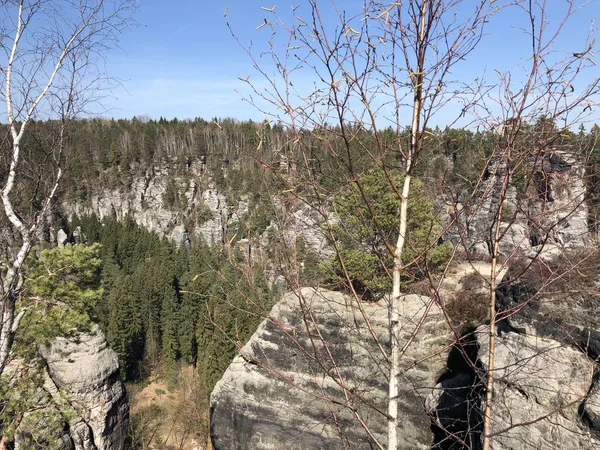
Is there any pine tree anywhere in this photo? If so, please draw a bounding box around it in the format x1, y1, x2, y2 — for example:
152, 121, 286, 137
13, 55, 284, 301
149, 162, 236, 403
3, 245, 104, 446
161, 280, 180, 385
326, 170, 451, 298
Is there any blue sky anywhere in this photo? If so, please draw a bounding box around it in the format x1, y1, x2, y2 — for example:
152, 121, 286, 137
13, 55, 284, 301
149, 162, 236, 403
102, 0, 600, 127
103, 1, 283, 120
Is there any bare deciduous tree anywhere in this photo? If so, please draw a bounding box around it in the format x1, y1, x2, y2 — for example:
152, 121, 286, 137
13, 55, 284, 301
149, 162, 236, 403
473, 2, 599, 447
230, 1, 493, 448
218, 0, 600, 449
0, 0, 135, 377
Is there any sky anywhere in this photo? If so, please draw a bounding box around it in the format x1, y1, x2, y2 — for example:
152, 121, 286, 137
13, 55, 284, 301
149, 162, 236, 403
102, 1, 285, 120
100, 0, 599, 127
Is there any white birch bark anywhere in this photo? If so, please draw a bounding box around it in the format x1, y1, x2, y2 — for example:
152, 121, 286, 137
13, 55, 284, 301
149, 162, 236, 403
0, 0, 132, 376
388, 3, 427, 447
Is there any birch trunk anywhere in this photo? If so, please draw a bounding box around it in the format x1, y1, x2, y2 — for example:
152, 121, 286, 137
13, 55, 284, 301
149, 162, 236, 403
388, 2, 427, 448
388, 172, 412, 450
0, 0, 132, 377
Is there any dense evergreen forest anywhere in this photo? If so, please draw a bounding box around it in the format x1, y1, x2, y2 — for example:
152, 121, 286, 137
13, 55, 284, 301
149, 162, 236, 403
50, 117, 600, 237
64, 214, 274, 391
5, 116, 595, 204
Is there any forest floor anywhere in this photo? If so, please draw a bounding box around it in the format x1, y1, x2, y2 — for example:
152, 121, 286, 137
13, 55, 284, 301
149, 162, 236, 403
128, 366, 211, 450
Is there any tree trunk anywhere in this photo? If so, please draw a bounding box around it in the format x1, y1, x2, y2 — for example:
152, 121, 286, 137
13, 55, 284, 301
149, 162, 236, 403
388, 2, 427, 448
482, 158, 511, 449
388, 172, 412, 449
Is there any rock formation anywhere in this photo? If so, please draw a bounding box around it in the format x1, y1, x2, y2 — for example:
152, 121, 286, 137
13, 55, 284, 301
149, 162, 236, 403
62, 159, 329, 261
212, 282, 600, 450
210, 288, 454, 450
428, 324, 600, 450
63, 160, 229, 246
14, 326, 129, 450
446, 150, 588, 257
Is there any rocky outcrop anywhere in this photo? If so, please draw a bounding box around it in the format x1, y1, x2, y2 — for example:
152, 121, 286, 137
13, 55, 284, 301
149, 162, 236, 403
212, 278, 600, 450
63, 161, 235, 246
428, 325, 600, 450
428, 259, 600, 450
62, 161, 330, 261
477, 327, 598, 449
446, 151, 588, 257
210, 288, 454, 450
15, 326, 129, 450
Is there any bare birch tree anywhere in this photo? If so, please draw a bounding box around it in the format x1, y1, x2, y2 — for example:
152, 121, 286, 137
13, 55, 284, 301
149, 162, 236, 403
474, 2, 599, 448
230, 1, 494, 448
225, 0, 600, 448
0, 0, 135, 377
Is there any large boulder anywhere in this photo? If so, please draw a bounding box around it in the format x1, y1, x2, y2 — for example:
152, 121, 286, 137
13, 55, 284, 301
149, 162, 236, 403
212, 284, 600, 450
15, 326, 129, 450
210, 287, 454, 450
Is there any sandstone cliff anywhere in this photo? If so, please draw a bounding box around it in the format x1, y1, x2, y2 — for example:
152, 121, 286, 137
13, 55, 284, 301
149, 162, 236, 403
63, 160, 232, 247
428, 325, 600, 450
61, 160, 330, 263
14, 326, 129, 450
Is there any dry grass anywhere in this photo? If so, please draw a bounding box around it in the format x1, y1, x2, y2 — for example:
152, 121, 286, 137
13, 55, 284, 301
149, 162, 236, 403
128, 366, 210, 450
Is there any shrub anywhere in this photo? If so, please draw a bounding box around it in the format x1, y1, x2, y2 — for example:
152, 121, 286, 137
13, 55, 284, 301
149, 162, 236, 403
445, 291, 489, 333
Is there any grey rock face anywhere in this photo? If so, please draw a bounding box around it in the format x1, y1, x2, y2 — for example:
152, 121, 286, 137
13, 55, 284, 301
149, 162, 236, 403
210, 288, 454, 450
195, 183, 229, 246
285, 204, 334, 259
478, 327, 598, 449
35, 326, 129, 450
446, 151, 588, 257
63, 163, 332, 262
542, 155, 588, 249
213, 284, 600, 450
63, 163, 240, 247
428, 325, 600, 450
